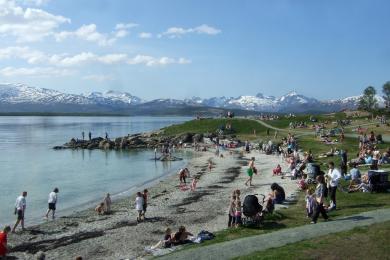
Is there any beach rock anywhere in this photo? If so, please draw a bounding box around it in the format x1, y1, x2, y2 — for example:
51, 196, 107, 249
193, 133, 203, 143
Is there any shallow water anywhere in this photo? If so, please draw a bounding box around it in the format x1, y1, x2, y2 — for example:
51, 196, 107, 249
0, 116, 192, 226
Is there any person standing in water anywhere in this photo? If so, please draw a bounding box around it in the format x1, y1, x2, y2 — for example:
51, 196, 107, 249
13, 191, 27, 232
45, 188, 59, 219
88, 132, 92, 141
82, 131, 85, 140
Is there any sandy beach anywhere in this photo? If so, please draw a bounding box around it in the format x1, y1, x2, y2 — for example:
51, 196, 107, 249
8, 148, 298, 260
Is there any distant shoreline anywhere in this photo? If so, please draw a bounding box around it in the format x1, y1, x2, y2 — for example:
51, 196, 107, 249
0, 112, 194, 117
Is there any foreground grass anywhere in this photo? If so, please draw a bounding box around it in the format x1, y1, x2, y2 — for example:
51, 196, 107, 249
237, 220, 390, 260
190, 184, 390, 249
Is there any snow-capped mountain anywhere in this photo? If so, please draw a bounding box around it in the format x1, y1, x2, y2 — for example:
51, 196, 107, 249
0, 83, 385, 114
85, 90, 143, 105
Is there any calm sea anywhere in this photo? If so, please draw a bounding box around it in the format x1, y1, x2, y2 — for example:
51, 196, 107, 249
0, 116, 192, 226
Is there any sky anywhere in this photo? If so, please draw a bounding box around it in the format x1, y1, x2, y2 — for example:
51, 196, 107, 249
0, 0, 389, 100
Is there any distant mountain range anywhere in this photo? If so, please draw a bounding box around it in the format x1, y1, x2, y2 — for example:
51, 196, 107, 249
0, 83, 385, 115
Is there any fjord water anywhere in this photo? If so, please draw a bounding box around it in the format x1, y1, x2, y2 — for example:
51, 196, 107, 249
0, 116, 192, 226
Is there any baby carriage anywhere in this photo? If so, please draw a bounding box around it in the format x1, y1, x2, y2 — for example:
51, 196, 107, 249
306, 163, 321, 184
242, 194, 274, 227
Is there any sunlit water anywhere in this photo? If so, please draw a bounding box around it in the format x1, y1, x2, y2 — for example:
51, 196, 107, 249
0, 116, 192, 226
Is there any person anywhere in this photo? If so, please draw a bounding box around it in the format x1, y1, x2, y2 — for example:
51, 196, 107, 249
234, 196, 242, 227
305, 188, 316, 218
245, 157, 256, 186
190, 177, 198, 191
227, 195, 236, 228
154, 147, 158, 160
142, 189, 148, 220
179, 168, 187, 184
105, 132, 109, 140
12, 191, 27, 232
95, 203, 105, 215
82, 131, 85, 140
311, 175, 329, 224
327, 161, 341, 211
135, 192, 144, 222
103, 193, 112, 213
273, 164, 282, 175
172, 226, 193, 245
269, 183, 285, 204
208, 160, 213, 172
349, 163, 361, 184
150, 228, 173, 249
0, 226, 11, 257
88, 131, 92, 141
45, 187, 59, 219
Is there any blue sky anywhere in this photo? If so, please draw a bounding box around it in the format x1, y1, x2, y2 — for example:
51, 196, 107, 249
0, 0, 389, 100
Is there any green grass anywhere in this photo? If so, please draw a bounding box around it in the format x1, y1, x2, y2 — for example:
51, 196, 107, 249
236, 221, 390, 260
161, 118, 267, 137
264, 113, 347, 129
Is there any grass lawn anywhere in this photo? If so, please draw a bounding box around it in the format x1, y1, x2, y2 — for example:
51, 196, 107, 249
189, 181, 390, 249
236, 220, 390, 260
161, 118, 268, 137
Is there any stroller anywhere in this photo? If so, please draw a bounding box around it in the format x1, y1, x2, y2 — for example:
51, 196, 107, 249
242, 194, 274, 227
306, 163, 322, 184
368, 170, 390, 192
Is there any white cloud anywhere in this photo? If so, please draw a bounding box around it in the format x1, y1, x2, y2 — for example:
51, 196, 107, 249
0, 0, 70, 42
139, 32, 152, 39
83, 74, 114, 82
0, 46, 191, 67
115, 29, 128, 38
161, 24, 221, 38
127, 55, 191, 66
115, 23, 138, 30
0, 66, 72, 77
55, 24, 116, 46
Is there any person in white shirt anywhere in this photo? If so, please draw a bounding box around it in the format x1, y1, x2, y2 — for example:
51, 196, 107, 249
135, 192, 144, 222
45, 188, 59, 219
12, 191, 27, 232
327, 162, 341, 211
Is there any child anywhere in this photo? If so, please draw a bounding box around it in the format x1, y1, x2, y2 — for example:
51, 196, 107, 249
228, 195, 236, 227
190, 177, 198, 191
135, 192, 144, 222
95, 203, 105, 215
273, 164, 282, 176
234, 197, 242, 228
305, 188, 316, 218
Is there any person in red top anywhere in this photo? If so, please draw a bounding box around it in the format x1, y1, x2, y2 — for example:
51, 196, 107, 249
0, 226, 11, 257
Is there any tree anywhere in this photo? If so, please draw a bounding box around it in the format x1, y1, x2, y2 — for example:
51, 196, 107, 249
358, 86, 378, 112
383, 81, 390, 110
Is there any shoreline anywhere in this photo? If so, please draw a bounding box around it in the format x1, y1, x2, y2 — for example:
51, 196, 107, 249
8, 149, 298, 259
11, 151, 191, 229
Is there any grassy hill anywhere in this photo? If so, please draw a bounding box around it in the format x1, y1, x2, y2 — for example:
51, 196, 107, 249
162, 118, 267, 137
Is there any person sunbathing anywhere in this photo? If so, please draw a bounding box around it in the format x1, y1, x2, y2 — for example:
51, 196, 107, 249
172, 226, 194, 245
150, 228, 173, 249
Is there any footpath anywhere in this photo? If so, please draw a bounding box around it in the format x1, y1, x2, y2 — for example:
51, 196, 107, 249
159, 208, 390, 260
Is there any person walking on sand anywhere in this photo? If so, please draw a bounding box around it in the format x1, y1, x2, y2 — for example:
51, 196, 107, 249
142, 189, 148, 220
13, 191, 27, 232
135, 192, 144, 222
245, 157, 256, 186
0, 226, 11, 257
45, 187, 59, 219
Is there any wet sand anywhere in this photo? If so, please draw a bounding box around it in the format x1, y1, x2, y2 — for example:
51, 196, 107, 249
8, 149, 298, 260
